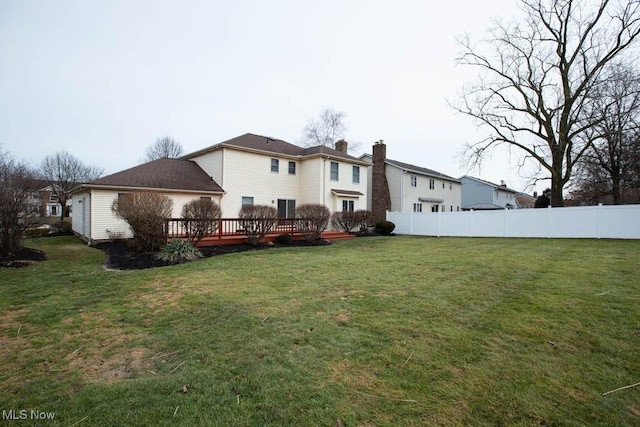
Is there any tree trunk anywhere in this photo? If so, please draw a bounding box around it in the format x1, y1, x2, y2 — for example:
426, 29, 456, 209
611, 174, 621, 205
551, 179, 565, 207
551, 146, 565, 207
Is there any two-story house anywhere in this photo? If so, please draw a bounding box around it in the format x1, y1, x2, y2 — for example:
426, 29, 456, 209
184, 134, 369, 217
460, 176, 520, 210
71, 133, 369, 243
27, 180, 72, 218
360, 141, 462, 223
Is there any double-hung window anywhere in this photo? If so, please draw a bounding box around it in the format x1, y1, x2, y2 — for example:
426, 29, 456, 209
288, 161, 296, 175
429, 179, 435, 190
271, 159, 279, 173
410, 175, 417, 187
413, 203, 422, 213
241, 196, 254, 208
330, 162, 339, 181
352, 166, 360, 184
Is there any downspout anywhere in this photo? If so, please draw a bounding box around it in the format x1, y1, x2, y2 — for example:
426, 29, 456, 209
322, 157, 326, 208
400, 170, 405, 212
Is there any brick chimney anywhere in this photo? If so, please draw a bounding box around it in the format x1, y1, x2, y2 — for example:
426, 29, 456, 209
334, 139, 348, 154
371, 140, 391, 224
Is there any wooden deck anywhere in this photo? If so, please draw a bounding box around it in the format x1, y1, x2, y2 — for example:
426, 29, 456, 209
164, 218, 355, 247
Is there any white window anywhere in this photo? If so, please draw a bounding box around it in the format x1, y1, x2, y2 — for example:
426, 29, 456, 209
288, 161, 296, 175
413, 203, 422, 213
330, 162, 339, 181
449, 183, 453, 190
410, 175, 417, 187
271, 158, 279, 173
241, 196, 254, 208
352, 166, 360, 184
431, 205, 439, 212
429, 179, 435, 190
442, 182, 445, 189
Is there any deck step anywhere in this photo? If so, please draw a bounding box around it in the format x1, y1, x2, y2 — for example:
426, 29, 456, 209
189, 231, 355, 247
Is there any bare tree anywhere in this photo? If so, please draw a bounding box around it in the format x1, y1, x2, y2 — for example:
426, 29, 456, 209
580, 63, 640, 204
301, 108, 348, 147
41, 151, 103, 220
454, 0, 640, 206
0, 149, 39, 256
572, 129, 640, 204
142, 136, 184, 162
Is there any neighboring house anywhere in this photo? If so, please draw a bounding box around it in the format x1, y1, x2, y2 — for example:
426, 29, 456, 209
516, 191, 536, 208
460, 176, 521, 210
27, 180, 72, 218
360, 141, 462, 222
72, 158, 224, 243
72, 133, 369, 243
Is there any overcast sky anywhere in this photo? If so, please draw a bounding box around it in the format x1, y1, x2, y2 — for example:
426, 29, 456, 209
0, 0, 538, 191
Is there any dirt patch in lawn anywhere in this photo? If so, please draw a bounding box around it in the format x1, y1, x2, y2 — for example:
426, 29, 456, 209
66, 346, 150, 382
94, 239, 332, 271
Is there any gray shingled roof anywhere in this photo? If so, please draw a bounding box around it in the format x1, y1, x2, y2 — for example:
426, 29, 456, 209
78, 158, 224, 193
460, 175, 519, 193
359, 153, 459, 181
184, 133, 369, 164
385, 158, 460, 182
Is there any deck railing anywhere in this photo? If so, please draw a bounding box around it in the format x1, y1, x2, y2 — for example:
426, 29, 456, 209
164, 217, 300, 240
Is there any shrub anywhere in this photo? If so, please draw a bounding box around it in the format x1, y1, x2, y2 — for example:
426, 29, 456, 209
24, 228, 49, 238
52, 220, 72, 233
296, 204, 330, 242
155, 239, 202, 264
355, 210, 372, 229
375, 220, 396, 235
181, 198, 222, 244
0, 150, 38, 257
275, 233, 293, 245
238, 205, 278, 245
112, 192, 173, 252
331, 211, 358, 233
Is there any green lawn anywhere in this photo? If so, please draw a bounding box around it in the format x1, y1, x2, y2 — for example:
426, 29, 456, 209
1, 235, 639, 426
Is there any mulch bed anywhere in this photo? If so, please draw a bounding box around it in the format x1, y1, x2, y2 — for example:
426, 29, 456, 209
0, 247, 47, 268
93, 239, 331, 271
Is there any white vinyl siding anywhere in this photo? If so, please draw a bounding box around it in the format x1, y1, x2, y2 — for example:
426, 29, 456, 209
82, 190, 222, 242
220, 150, 300, 217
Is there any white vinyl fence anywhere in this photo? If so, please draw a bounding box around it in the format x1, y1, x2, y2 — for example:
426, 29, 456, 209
387, 204, 640, 239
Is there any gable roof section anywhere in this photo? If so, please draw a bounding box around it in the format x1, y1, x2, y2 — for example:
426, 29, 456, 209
373, 155, 460, 182
183, 133, 369, 165
359, 153, 459, 181
460, 176, 518, 193
75, 158, 224, 193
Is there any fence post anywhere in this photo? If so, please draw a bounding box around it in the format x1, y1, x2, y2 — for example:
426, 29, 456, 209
546, 205, 552, 238
597, 203, 603, 239
437, 208, 442, 237
410, 211, 414, 235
